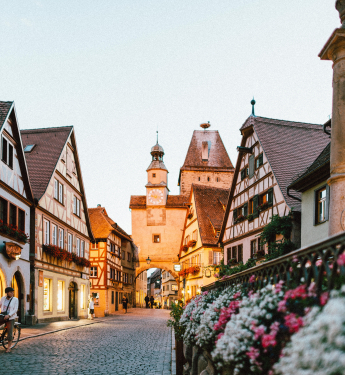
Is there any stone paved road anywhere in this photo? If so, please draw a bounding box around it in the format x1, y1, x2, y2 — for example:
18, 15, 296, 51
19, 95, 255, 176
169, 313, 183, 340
0, 309, 172, 375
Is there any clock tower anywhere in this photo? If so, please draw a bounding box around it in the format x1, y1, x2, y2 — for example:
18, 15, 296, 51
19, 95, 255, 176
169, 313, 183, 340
146, 139, 169, 206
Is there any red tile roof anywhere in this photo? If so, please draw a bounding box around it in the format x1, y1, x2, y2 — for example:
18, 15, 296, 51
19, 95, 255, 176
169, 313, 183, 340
180, 130, 234, 171
129, 195, 188, 209
21, 127, 72, 200
89, 207, 131, 241
193, 185, 229, 246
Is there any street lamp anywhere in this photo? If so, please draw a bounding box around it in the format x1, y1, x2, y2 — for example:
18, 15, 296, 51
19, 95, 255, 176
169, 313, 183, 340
146, 256, 151, 265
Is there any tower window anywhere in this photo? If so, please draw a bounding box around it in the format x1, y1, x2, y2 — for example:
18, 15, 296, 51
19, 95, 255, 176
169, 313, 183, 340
207, 177, 210, 182
153, 173, 156, 178
216, 177, 219, 182
198, 177, 200, 181
153, 234, 161, 243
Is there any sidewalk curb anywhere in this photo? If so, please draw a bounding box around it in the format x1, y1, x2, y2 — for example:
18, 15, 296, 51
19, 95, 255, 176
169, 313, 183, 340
19, 317, 112, 342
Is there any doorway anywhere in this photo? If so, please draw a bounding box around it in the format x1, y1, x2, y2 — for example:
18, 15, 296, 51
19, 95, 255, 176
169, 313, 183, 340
115, 291, 118, 311
69, 282, 77, 319
12, 272, 23, 323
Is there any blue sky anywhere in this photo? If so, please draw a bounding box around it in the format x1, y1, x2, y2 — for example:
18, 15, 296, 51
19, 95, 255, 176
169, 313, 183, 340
0, 1, 338, 233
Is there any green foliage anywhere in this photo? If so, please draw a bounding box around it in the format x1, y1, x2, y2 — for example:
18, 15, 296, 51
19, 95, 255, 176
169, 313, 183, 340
217, 258, 257, 278
167, 300, 185, 340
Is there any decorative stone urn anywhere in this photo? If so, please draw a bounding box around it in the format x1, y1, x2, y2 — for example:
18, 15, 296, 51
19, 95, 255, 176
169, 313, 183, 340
336, 0, 345, 27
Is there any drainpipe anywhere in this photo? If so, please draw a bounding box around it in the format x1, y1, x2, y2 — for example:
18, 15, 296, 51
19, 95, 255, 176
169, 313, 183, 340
286, 187, 302, 203
319, 1, 345, 235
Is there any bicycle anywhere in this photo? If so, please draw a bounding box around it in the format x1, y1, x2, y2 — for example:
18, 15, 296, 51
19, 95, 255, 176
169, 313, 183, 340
0, 317, 21, 350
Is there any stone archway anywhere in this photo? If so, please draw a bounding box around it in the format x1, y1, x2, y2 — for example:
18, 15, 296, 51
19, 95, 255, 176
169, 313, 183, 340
11, 270, 25, 323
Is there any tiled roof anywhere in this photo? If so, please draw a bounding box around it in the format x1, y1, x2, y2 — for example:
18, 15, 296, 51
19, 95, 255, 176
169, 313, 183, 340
21, 127, 72, 200
129, 195, 188, 209
89, 207, 131, 241
0, 102, 13, 129
147, 160, 168, 171
193, 185, 229, 246
289, 142, 330, 192
181, 130, 234, 171
253, 117, 330, 210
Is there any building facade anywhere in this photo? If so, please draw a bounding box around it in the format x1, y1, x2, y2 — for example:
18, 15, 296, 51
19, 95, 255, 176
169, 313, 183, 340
135, 270, 147, 308
179, 185, 229, 301
220, 115, 329, 267
22, 126, 93, 323
121, 237, 136, 308
162, 270, 178, 308
0, 101, 33, 323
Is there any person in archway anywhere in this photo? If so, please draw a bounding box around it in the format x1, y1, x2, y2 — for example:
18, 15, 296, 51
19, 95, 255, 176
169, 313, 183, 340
150, 295, 154, 309
122, 294, 128, 313
0, 287, 19, 353
89, 297, 94, 320
144, 295, 150, 308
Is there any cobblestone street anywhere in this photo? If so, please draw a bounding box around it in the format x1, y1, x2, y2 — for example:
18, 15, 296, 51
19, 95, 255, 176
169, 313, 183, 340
0, 309, 173, 375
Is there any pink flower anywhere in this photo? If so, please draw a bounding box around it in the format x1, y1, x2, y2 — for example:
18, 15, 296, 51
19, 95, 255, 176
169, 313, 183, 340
284, 313, 304, 333
308, 282, 317, 297
216, 332, 224, 342
214, 273, 219, 278
320, 292, 329, 306
284, 285, 308, 301
233, 291, 241, 299
262, 333, 277, 348
213, 300, 241, 332
316, 259, 323, 267
246, 346, 260, 361
252, 324, 266, 340
292, 255, 298, 263
277, 300, 287, 313
337, 253, 345, 267
275, 280, 285, 293
249, 275, 256, 283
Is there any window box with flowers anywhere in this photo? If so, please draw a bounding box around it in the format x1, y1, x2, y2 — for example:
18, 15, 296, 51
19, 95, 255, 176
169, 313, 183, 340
187, 240, 197, 247
0, 220, 29, 244
188, 266, 200, 275
247, 213, 254, 222
234, 214, 246, 224
253, 249, 265, 260
42, 244, 91, 267
257, 201, 270, 212
178, 269, 189, 277
187, 211, 193, 219
227, 258, 238, 266
181, 245, 189, 252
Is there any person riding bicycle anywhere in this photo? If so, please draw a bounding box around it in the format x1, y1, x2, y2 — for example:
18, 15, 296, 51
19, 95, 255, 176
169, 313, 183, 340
0, 287, 18, 353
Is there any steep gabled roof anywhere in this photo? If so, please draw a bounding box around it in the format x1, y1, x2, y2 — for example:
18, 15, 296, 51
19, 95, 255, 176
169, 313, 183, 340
0, 101, 33, 202
180, 130, 234, 172
21, 126, 72, 200
220, 116, 330, 241
193, 184, 229, 247
129, 195, 188, 209
89, 207, 132, 241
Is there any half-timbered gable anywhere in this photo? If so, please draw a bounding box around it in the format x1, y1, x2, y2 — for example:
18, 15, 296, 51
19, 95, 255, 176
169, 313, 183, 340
0, 101, 33, 323
21, 126, 93, 323
220, 116, 330, 266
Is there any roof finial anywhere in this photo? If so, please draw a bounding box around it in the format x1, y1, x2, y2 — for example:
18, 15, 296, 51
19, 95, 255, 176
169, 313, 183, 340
251, 98, 256, 116
156, 130, 158, 144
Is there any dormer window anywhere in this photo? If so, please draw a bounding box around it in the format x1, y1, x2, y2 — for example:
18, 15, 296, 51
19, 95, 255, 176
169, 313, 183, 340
24, 144, 35, 153
1, 136, 13, 169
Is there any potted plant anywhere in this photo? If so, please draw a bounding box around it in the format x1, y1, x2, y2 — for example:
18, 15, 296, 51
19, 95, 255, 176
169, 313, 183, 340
247, 213, 254, 221
234, 214, 246, 224
187, 240, 196, 247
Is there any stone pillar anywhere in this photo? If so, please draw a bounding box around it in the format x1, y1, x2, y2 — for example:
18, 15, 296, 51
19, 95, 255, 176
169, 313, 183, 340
319, 1, 345, 235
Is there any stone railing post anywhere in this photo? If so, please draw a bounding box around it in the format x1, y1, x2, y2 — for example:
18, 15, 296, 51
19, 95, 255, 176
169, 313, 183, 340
319, 1, 345, 235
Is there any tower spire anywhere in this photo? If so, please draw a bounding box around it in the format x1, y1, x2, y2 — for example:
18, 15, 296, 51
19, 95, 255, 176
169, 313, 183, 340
251, 98, 256, 116
156, 130, 158, 144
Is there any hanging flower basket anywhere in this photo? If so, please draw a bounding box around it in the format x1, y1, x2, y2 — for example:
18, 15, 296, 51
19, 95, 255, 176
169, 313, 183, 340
182, 245, 189, 252
179, 269, 189, 277
188, 266, 200, 275
0, 220, 29, 244
188, 240, 196, 247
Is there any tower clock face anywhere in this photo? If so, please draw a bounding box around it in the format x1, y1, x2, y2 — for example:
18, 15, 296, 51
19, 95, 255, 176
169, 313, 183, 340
148, 189, 164, 205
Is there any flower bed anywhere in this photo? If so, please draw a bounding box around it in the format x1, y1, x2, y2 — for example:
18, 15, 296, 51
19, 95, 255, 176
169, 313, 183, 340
0, 220, 29, 244
42, 244, 91, 267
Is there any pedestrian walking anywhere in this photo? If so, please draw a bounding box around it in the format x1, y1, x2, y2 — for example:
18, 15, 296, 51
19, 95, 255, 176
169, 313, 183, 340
150, 295, 154, 309
144, 295, 150, 308
0, 287, 19, 353
89, 298, 95, 320
122, 295, 129, 313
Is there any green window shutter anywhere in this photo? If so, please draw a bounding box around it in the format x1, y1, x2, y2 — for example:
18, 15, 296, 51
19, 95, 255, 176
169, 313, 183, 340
249, 155, 255, 178
253, 195, 259, 218
233, 208, 238, 222
268, 188, 274, 206
243, 202, 248, 217
259, 153, 263, 166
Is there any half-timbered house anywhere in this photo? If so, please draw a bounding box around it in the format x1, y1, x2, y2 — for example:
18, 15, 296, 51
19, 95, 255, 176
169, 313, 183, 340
179, 184, 229, 300
89, 206, 134, 316
220, 115, 329, 265
21, 126, 94, 323
0, 101, 33, 323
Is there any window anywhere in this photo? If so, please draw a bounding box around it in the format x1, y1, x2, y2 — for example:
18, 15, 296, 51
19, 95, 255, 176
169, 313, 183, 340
121, 250, 125, 259
260, 188, 273, 206
251, 239, 257, 258
249, 154, 255, 178
127, 252, 131, 262
59, 183, 63, 204
59, 228, 64, 249
57, 281, 64, 311
18, 209, 25, 231
43, 278, 51, 311
192, 230, 197, 241
52, 224, 57, 245
216, 231, 220, 238
90, 267, 97, 277
216, 177, 219, 182
76, 238, 80, 256
129, 275, 133, 284
166, 284, 169, 291
232, 246, 237, 261
213, 251, 222, 265
198, 177, 200, 181
73, 196, 80, 216
315, 186, 328, 225
153, 234, 160, 243
152, 173, 156, 178
24, 144, 35, 153
80, 284, 86, 309
207, 177, 210, 182
0, 197, 8, 223
123, 273, 128, 283
241, 166, 248, 180
44, 220, 50, 245
112, 291, 114, 304
238, 244, 243, 263
248, 199, 253, 215
255, 154, 264, 169
54, 179, 58, 200
9, 204, 16, 226
1, 137, 13, 168
68, 233, 73, 252
81, 241, 85, 257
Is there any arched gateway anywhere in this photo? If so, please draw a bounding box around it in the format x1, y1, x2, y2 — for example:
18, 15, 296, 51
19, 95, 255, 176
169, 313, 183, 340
130, 138, 188, 295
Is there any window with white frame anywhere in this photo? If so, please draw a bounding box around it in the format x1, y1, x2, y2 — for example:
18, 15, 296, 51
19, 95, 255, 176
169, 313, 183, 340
44, 220, 50, 245
90, 266, 97, 277
213, 251, 222, 265
54, 179, 64, 204
1, 136, 13, 169
68, 233, 73, 253
81, 240, 85, 257
76, 238, 80, 256
73, 196, 80, 216
52, 224, 57, 245
59, 228, 64, 249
